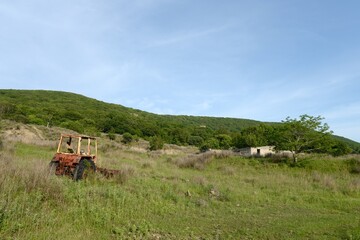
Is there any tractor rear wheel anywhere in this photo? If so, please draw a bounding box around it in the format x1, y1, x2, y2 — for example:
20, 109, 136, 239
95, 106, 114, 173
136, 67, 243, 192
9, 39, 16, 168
73, 159, 96, 181
49, 161, 59, 175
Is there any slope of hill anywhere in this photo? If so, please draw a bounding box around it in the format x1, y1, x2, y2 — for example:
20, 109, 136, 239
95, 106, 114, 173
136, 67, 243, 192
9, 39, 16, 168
1, 89, 359, 152
333, 135, 360, 153
0, 89, 262, 140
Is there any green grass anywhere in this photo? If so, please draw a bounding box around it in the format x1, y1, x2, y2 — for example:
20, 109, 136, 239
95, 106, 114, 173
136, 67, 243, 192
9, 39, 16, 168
1, 140, 360, 239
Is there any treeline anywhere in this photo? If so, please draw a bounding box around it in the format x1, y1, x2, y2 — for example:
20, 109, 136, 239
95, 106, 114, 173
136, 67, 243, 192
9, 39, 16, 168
0, 89, 359, 155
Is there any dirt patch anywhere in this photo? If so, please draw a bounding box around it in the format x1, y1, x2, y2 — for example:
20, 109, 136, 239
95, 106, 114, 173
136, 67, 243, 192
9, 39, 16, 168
0, 120, 79, 145
3, 125, 42, 144
31, 125, 45, 140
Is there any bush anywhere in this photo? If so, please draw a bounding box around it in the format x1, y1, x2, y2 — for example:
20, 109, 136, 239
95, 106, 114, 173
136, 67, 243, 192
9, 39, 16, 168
149, 136, 164, 151
330, 140, 352, 156
108, 132, 116, 141
199, 144, 209, 153
28, 114, 46, 125
347, 158, 360, 174
121, 132, 133, 144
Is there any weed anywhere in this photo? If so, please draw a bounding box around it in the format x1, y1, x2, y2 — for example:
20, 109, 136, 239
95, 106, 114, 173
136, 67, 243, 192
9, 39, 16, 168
347, 179, 360, 193
217, 188, 232, 202
321, 175, 337, 191
0, 202, 7, 231
311, 171, 322, 182
192, 176, 208, 186
114, 165, 135, 184
195, 199, 208, 207
142, 161, 153, 169
175, 152, 213, 170
218, 165, 236, 175
342, 227, 360, 240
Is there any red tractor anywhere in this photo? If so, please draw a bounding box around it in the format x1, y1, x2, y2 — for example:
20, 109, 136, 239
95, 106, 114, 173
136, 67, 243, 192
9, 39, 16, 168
49, 134, 98, 180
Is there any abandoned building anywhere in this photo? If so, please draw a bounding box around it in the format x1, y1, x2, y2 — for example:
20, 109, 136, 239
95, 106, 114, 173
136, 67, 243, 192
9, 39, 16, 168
237, 146, 275, 157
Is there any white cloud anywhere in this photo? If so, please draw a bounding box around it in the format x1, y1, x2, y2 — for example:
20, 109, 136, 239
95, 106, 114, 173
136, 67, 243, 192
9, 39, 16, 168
147, 24, 232, 48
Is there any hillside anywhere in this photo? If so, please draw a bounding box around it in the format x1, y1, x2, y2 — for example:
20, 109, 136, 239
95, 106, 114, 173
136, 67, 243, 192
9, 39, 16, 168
0, 89, 359, 152
0, 89, 262, 137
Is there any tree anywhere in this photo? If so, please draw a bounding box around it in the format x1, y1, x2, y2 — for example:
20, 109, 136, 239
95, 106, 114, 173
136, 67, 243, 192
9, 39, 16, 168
188, 135, 204, 147
273, 114, 333, 163
232, 124, 273, 148
169, 127, 190, 145
216, 134, 232, 150
199, 138, 220, 152
330, 140, 352, 156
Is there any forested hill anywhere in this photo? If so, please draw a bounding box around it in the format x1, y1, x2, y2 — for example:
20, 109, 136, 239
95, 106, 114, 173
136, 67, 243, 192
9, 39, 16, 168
0, 89, 263, 143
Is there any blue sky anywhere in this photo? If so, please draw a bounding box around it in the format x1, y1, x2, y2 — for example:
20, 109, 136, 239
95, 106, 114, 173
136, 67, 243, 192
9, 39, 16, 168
1, 0, 359, 142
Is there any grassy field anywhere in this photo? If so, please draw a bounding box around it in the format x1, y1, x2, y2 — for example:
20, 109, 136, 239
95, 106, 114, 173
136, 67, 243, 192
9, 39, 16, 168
1, 136, 360, 239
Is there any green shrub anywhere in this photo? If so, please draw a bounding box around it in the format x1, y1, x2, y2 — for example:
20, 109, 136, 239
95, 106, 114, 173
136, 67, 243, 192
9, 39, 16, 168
28, 114, 46, 125
121, 132, 133, 144
149, 136, 164, 151
347, 158, 360, 174
108, 132, 116, 141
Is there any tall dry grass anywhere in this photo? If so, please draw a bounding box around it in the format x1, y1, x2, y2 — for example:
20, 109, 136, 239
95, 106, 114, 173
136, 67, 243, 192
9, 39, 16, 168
0, 148, 66, 238
174, 152, 213, 170
0, 139, 64, 202
0, 154, 65, 202
113, 165, 135, 184
173, 151, 235, 170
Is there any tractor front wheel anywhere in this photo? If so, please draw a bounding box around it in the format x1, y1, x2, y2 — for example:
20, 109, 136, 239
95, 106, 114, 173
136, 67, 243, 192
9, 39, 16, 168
73, 159, 96, 181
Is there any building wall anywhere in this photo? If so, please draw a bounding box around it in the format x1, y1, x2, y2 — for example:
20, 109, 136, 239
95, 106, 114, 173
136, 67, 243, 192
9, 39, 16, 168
238, 146, 275, 157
